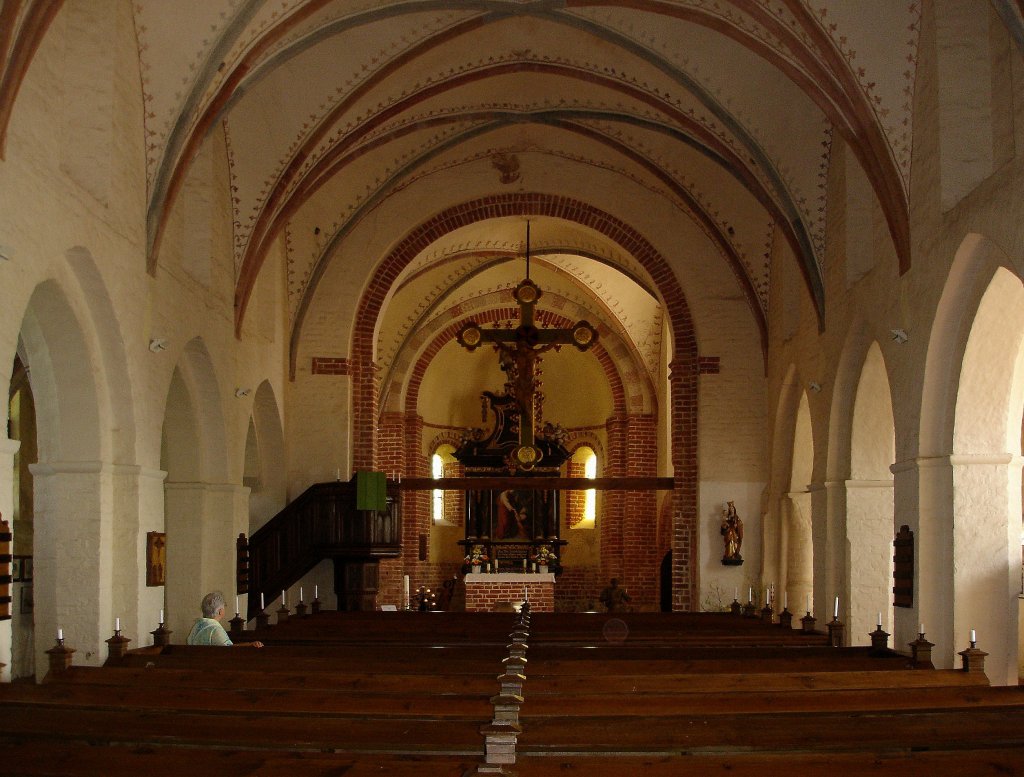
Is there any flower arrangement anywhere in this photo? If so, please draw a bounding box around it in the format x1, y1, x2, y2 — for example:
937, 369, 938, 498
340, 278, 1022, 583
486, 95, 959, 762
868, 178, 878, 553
467, 545, 489, 566
531, 545, 557, 564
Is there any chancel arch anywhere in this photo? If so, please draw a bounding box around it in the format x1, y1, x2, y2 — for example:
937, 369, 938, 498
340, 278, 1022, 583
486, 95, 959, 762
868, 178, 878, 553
338, 194, 699, 608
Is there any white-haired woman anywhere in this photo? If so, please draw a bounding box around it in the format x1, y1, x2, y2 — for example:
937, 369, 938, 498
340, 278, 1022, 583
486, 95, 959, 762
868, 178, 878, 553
186, 590, 263, 647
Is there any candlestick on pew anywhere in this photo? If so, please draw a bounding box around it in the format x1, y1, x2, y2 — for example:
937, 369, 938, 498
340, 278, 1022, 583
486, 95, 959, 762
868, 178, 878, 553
277, 590, 290, 624
295, 586, 308, 617
827, 597, 844, 647
159, 609, 164, 625
47, 630, 75, 674
106, 617, 131, 661
312, 584, 322, 615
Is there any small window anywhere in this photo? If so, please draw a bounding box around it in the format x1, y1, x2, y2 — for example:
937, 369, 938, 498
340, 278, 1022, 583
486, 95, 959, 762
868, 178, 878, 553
432, 453, 444, 523
431, 444, 458, 524
567, 446, 597, 528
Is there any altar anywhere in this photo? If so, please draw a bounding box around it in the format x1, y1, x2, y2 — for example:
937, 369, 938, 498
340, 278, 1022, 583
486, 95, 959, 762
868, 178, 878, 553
464, 571, 555, 612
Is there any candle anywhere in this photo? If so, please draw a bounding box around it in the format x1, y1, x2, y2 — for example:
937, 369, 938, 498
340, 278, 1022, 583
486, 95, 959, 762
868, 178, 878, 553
335, 468, 341, 480
877, 612, 882, 628
403, 575, 410, 608
115, 617, 120, 632
920, 623, 925, 635
314, 584, 319, 599
833, 596, 839, 618
300, 587, 304, 602
57, 628, 63, 641
765, 589, 770, 606
398, 472, 401, 483
235, 596, 239, 614
806, 593, 810, 613
281, 590, 286, 607
971, 629, 976, 643
260, 592, 265, 610
523, 558, 527, 571
783, 592, 787, 609
748, 586, 752, 602
159, 608, 164, 624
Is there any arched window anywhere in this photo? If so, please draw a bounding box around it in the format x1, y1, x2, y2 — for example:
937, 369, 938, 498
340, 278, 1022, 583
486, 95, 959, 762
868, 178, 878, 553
432, 444, 458, 523
567, 445, 597, 528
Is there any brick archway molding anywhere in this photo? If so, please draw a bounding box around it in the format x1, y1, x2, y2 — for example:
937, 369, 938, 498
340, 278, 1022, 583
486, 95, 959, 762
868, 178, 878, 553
346, 193, 700, 609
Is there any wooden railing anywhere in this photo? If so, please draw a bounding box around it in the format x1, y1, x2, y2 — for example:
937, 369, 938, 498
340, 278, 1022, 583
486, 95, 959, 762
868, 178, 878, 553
241, 480, 401, 619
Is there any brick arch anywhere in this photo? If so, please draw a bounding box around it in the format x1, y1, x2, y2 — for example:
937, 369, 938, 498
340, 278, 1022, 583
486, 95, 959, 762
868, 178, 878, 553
351, 193, 701, 608
400, 307, 627, 419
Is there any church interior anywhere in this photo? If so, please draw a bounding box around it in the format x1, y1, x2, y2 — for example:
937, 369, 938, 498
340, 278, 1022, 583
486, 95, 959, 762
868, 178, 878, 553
3, 0, 1024, 769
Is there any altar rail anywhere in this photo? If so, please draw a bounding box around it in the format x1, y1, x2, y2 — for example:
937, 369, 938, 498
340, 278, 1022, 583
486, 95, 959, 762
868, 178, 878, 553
241, 479, 401, 619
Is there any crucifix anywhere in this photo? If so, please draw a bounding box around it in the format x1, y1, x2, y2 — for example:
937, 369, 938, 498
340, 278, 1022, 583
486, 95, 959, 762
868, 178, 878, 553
456, 222, 598, 470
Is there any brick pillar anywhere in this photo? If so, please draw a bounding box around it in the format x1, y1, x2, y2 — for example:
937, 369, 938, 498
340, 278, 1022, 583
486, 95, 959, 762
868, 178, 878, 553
351, 353, 378, 472
376, 413, 406, 606
669, 357, 699, 611
623, 414, 658, 609
603, 417, 627, 583
403, 413, 431, 591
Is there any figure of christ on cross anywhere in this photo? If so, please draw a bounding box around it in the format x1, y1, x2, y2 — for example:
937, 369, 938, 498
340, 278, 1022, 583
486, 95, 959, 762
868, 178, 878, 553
456, 275, 598, 470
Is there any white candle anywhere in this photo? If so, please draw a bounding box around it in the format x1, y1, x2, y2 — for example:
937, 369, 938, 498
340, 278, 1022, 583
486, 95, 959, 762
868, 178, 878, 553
833, 596, 839, 618
159, 609, 164, 624
877, 612, 882, 628
335, 468, 341, 480
235, 596, 239, 614
260, 592, 265, 610
57, 628, 63, 641
314, 584, 319, 599
398, 472, 401, 483
806, 593, 811, 613
281, 590, 286, 607
765, 589, 770, 606
299, 587, 304, 602
783, 592, 788, 609
115, 617, 120, 632
748, 586, 752, 602
971, 629, 976, 643
920, 623, 924, 635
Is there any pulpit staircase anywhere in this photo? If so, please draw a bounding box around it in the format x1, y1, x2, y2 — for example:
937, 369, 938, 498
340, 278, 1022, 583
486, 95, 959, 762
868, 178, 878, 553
239, 477, 401, 619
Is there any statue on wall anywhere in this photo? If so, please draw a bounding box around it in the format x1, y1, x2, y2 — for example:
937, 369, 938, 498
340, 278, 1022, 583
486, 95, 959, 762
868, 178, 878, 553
721, 502, 744, 565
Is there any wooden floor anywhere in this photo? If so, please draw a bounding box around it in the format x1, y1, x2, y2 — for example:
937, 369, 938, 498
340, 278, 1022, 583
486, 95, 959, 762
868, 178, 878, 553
2, 610, 1024, 776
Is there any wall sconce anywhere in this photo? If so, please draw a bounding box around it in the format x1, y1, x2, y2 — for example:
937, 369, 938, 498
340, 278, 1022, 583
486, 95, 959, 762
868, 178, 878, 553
235, 388, 252, 398
808, 381, 822, 393
890, 328, 908, 344
149, 338, 168, 352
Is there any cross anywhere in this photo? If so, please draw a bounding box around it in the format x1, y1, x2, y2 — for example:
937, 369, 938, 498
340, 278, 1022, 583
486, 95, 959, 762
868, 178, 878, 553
456, 225, 598, 470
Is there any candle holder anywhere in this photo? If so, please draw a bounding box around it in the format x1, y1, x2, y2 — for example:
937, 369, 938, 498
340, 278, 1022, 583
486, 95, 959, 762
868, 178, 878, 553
228, 612, 245, 638
729, 598, 742, 616
311, 596, 322, 615
827, 616, 845, 647
869, 625, 890, 654
150, 621, 173, 647
760, 604, 773, 623
958, 639, 989, 676
777, 607, 793, 629
255, 608, 271, 630
105, 628, 132, 662
742, 600, 757, 618
909, 632, 934, 667
800, 611, 817, 633
295, 599, 308, 618
276, 602, 290, 625
46, 637, 76, 674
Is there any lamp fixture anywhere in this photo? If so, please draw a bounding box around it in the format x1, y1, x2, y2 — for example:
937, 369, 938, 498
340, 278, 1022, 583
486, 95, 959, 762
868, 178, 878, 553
235, 388, 252, 398
149, 338, 168, 352
808, 381, 822, 393
890, 328, 908, 344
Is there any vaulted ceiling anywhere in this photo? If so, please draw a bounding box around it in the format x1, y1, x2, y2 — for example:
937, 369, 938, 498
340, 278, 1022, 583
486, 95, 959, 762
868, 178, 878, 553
10, 1, 1020, 401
